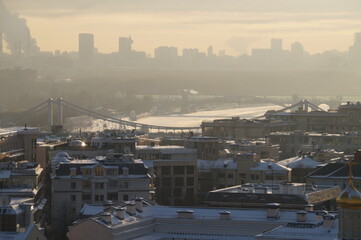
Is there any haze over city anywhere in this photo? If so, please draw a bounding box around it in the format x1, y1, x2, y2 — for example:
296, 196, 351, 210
2, 0, 361, 55
3, 1, 361, 240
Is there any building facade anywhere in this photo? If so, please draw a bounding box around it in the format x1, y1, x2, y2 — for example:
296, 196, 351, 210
51, 152, 151, 231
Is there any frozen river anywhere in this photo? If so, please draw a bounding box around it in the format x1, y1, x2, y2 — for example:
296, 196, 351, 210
65, 104, 283, 132
135, 104, 282, 128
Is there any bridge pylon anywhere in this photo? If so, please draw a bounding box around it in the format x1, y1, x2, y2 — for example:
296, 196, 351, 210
47, 98, 53, 130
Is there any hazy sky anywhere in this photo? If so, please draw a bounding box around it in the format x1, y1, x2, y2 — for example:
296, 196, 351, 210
3, 0, 361, 55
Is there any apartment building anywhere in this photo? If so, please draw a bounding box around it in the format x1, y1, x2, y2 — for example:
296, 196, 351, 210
136, 145, 197, 206
0, 126, 39, 162
51, 152, 151, 231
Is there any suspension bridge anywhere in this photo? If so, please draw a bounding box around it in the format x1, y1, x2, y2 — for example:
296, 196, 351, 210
11, 98, 201, 132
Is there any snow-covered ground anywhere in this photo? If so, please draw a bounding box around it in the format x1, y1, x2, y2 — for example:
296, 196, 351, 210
65, 104, 282, 132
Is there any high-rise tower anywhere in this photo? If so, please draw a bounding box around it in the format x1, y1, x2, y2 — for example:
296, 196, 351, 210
271, 38, 283, 51
119, 36, 133, 60
78, 33, 94, 64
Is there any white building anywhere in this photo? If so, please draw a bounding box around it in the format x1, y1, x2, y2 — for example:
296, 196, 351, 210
67, 201, 338, 240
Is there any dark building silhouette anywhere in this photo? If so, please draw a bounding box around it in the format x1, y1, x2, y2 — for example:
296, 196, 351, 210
119, 36, 133, 60
78, 33, 94, 65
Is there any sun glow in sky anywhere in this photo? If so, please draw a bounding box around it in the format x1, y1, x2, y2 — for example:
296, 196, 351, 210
3, 0, 361, 56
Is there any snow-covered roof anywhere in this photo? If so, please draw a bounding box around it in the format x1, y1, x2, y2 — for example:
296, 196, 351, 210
137, 145, 196, 153
251, 160, 291, 171
142, 160, 154, 168
69, 140, 87, 147
255, 219, 338, 240
197, 159, 237, 170
278, 156, 321, 169
80, 204, 104, 216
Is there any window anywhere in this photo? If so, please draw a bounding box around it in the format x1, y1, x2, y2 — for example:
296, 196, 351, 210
251, 174, 259, 180
186, 188, 194, 196
186, 166, 194, 174
108, 180, 117, 188
95, 182, 104, 189
94, 166, 104, 176
187, 177, 194, 187
162, 154, 171, 159
217, 173, 226, 178
124, 182, 129, 189
123, 194, 129, 201
227, 174, 234, 179
173, 166, 185, 175
239, 173, 246, 179
107, 169, 117, 176
82, 181, 91, 189
161, 166, 171, 175
71, 182, 76, 189
82, 168, 91, 175
162, 177, 172, 187
71, 195, 76, 201
175, 177, 184, 187
107, 192, 118, 201
95, 195, 104, 202
173, 188, 182, 198
82, 193, 91, 201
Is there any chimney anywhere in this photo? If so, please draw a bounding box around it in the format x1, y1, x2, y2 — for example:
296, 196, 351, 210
114, 207, 125, 220
134, 197, 143, 212
122, 167, 129, 176
126, 202, 136, 216
177, 210, 194, 219
103, 200, 113, 210
323, 214, 336, 228
100, 212, 111, 224
304, 204, 314, 212
296, 211, 307, 222
315, 210, 328, 221
266, 203, 280, 219
19, 204, 33, 227
219, 211, 231, 220
354, 150, 361, 163
70, 167, 77, 176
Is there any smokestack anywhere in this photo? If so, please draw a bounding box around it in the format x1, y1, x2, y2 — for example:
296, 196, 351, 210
134, 197, 143, 212
0, 32, 3, 54
266, 203, 280, 219
296, 211, 307, 222
0, 1, 39, 55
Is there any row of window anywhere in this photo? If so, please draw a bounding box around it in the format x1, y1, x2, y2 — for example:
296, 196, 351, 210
160, 188, 194, 198
217, 173, 234, 179
81, 167, 120, 176
160, 177, 194, 187
160, 166, 195, 175
71, 193, 129, 202
71, 180, 129, 189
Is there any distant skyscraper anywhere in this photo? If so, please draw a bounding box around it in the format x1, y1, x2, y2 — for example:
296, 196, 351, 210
271, 39, 283, 51
78, 33, 94, 64
207, 46, 214, 57
119, 36, 133, 60
349, 31, 361, 65
291, 41, 304, 57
